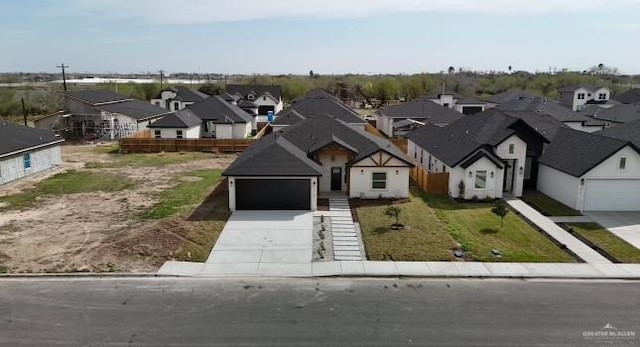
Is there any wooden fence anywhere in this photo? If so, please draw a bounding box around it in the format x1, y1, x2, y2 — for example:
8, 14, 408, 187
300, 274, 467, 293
119, 138, 253, 153
391, 138, 408, 153
411, 166, 449, 195
129, 129, 151, 139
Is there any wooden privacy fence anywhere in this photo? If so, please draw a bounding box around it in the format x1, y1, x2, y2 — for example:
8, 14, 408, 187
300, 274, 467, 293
130, 129, 151, 139
411, 166, 449, 195
391, 138, 408, 153
119, 138, 253, 153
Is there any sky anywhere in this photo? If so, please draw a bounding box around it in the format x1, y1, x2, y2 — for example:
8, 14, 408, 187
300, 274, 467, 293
2, 0, 640, 75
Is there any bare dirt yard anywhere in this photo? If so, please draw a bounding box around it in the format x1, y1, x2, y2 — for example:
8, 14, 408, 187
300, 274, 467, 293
0, 144, 236, 273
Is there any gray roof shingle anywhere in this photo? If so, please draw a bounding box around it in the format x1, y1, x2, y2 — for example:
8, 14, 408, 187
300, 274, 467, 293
164, 86, 209, 102
538, 127, 638, 177
378, 98, 464, 126
0, 121, 63, 157
612, 88, 640, 104
97, 100, 171, 121
226, 84, 282, 100
498, 96, 590, 122
273, 97, 365, 126
584, 104, 640, 123
148, 109, 202, 128
483, 89, 537, 104
596, 118, 640, 148
187, 95, 253, 124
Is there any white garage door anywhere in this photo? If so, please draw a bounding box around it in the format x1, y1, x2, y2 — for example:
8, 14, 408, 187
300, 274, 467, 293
584, 179, 640, 211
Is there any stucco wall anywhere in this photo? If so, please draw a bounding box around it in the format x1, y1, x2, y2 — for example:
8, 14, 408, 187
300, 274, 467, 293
153, 126, 201, 139
537, 164, 581, 210
232, 122, 251, 139
215, 124, 233, 139
317, 152, 349, 192
584, 146, 640, 179
449, 157, 504, 200
348, 167, 410, 198
495, 134, 527, 197
0, 145, 62, 185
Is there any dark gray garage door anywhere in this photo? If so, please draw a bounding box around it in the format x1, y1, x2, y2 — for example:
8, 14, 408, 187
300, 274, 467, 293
236, 179, 311, 210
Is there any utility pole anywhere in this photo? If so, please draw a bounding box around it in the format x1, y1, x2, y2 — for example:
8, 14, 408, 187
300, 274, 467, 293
21, 97, 28, 126
56, 63, 69, 91
159, 69, 164, 90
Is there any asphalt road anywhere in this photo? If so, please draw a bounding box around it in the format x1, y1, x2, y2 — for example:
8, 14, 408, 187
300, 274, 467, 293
0, 277, 638, 346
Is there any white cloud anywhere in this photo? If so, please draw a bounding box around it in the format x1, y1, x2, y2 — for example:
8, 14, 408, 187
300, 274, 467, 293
57, 0, 640, 25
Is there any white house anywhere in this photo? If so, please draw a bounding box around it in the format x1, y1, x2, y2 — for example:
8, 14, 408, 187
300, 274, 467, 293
376, 97, 464, 138
150, 86, 209, 111
407, 110, 548, 199
186, 95, 253, 139
147, 109, 202, 139
226, 84, 284, 122
428, 93, 486, 115
559, 85, 611, 111
222, 115, 412, 211
0, 121, 64, 185
62, 90, 172, 139
537, 128, 640, 211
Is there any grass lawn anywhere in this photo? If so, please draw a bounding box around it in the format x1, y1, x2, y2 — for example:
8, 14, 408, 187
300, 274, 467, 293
356, 190, 457, 261
86, 152, 216, 168
356, 186, 576, 262
0, 170, 135, 212
425, 194, 576, 262
568, 223, 640, 263
143, 169, 225, 219
521, 190, 581, 216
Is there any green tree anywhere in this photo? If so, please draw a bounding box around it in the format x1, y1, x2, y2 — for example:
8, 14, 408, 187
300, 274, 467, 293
491, 199, 510, 229
384, 206, 402, 226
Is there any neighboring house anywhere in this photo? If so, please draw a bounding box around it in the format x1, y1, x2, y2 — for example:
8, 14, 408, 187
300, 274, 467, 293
407, 110, 548, 199
559, 85, 611, 111
612, 88, 640, 104
0, 121, 64, 185
187, 95, 253, 139
498, 96, 606, 133
596, 117, 640, 148
272, 94, 367, 132
62, 90, 172, 139
582, 103, 640, 127
150, 86, 209, 111
376, 97, 464, 138
225, 84, 284, 121
147, 109, 202, 139
427, 92, 486, 115
222, 115, 412, 211
537, 128, 640, 211
482, 89, 537, 109
30, 110, 71, 134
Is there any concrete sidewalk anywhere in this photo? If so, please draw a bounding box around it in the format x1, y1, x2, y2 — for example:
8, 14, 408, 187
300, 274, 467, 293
506, 199, 613, 265
158, 260, 640, 278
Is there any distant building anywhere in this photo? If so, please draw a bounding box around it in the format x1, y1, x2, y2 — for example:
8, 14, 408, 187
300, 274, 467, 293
225, 84, 284, 122
427, 92, 486, 115
558, 85, 611, 111
150, 86, 209, 111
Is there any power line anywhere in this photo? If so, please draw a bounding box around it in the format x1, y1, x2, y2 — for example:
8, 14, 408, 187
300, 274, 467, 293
56, 63, 69, 91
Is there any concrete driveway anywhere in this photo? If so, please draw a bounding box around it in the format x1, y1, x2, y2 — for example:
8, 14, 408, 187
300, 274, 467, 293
585, 211, 640, 249
202, 210, 314, 275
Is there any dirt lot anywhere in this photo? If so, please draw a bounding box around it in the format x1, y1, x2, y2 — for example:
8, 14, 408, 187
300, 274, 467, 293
0, 144, 236, 273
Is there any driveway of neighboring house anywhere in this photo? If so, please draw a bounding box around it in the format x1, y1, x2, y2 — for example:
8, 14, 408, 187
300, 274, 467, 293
585, 212, 640, 250
204, 211, 314, 273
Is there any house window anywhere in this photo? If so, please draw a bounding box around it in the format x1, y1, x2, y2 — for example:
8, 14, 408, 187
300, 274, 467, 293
176, 130, 183, 139
372, 172, 387, 190
154, 130, 161, 139
508, 144, 515, 154
23, 153, 32, 170
598, 93, 607, 100
619, 157, 627, 170
474, 171, 487, 189
577, 93, 585, 100
173, 102, 180, 110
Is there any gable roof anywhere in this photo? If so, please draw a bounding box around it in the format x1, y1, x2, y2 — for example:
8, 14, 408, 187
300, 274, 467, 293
226, 84, 282, 101
0, 121, 64, 158
596, 118, 640, 148
483, 89, 537, 104
498, 110, 568, 142
148, 109, 202, 129
584, 104, 640, 123
187, 95, 253, 124
294, 88, 341, 102
96, 99, 172, 121
538, 127, 638, 177
62, 90, 132, 105
378, 98, 464, 126
224, 115, 411, 177
162, 86, 209, 102
612, 88, 640, 104
273, 97, 366, 126
222, 134, 323, 177
407, 109, 545, 167
498, 96, 594, 123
